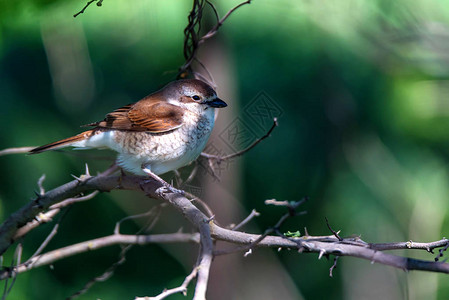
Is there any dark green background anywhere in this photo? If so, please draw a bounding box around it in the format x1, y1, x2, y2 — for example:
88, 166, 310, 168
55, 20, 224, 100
1, 0, 449, 299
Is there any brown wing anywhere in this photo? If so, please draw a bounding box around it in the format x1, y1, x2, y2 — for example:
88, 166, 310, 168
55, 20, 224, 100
87, 100, 184, 133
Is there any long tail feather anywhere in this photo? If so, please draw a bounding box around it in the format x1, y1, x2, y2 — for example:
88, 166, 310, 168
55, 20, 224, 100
29, 130, 94, 154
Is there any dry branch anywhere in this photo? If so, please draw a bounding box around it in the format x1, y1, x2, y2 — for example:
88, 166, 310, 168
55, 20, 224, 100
1, 172, 448, 279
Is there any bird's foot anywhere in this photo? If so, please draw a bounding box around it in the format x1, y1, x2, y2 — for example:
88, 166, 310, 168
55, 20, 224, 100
155, 183, 185, 196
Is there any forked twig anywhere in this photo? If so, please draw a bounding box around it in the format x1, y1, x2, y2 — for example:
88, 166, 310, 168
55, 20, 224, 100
73, 0, 103, 18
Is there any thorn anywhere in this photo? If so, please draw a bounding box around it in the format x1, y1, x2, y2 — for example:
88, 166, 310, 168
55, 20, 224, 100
85, 163, 91, 177
71, 169, 92, 183
244, 248, 252, 257
318, 249, 326, 260
37, 174, 46, 195
71, 174, 83, 182
304, 227, 309, 237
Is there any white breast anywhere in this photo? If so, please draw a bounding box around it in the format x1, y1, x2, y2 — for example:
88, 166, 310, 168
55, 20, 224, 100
111, 107, 216, 175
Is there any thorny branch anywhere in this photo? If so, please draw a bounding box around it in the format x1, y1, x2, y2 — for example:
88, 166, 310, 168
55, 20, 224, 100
0, 172, 448, 299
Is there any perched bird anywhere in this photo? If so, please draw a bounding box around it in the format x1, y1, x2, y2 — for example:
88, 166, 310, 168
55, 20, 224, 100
30, 79, 227, 192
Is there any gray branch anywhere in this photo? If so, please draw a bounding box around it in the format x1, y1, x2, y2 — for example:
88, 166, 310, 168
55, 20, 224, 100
0, 171, 448, 299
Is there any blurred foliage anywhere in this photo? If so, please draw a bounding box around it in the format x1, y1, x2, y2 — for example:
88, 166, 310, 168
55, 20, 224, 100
2, 0, 449, 299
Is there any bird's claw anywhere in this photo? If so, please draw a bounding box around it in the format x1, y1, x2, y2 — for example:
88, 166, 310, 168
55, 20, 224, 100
156, 184, 185, 196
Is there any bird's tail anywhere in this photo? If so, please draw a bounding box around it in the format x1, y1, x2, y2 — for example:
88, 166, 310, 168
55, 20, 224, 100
29, 130, 95, 154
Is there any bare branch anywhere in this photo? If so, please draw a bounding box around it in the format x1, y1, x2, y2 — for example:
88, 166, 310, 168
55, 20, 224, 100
325, 217, 343, 241
201, 118, 278, 162
136, 266, 199, 300
13, 209, 60, 241
179, 0, 251, 78
49, 191, 99, 209
73, 0, 103, 18
329, 256, 339, 277
69, 204, 167, 299
37, 174, 46, 196
0, 147, 35, 156
370, 239, 449, 252
436, 242, 449, 262
0, 233, 199, 280
231, 209, 260, 231
2, 243, 22, 299
27, 223, 60, 262
200, 0, 251, 42
210, 224, 449, 274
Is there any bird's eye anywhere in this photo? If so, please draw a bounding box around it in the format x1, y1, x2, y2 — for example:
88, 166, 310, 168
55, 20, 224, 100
192, 95, 201, 101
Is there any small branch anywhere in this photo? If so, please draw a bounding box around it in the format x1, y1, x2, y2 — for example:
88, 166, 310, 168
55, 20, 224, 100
436, 242, 449, 262
366, 239, 449, 254
13, 209, 60, 241
136, 267, 199, 300
216, 198, 307, 256
49, 191, 99, 209
0, 147, 35, 156
329, 256, 339, 277
37, 175, 46, 196
73, 0, 103, 18
179, 0, 251, 78
200, 0, 251, 42
201, 118, 278, 162
210, 224, 449, 274
0, 233, 199, 280
187, 193, 215, 219
27, 223, 60, 263
2, 243, 22, 300
231, 209, 260, 231
70, 204, 167, 299
325, 217, 342, 241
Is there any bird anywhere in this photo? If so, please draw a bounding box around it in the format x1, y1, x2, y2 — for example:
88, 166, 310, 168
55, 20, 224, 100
30, 79, 228, 193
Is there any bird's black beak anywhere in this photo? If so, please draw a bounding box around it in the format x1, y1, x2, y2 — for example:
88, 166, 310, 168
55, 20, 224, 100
207, 98, 227, 108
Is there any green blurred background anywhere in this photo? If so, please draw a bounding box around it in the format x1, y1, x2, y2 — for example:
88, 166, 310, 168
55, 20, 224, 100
2, 0, 449, 299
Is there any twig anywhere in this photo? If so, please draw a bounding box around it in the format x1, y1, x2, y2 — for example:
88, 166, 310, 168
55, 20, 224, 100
200, 0, 251, 42
73, 0, 103, 18
201, 117, 278, 162
215, 198, 307, 256
370, 239, 449, 252
2, 243, 22, 300
70, 204, 166, 299
27, 224, 60, 263
186, 192, 215, 219
325, 217, 342, 241
136, 267, 199, 300
0, 147, 35, 156
231, 209, 260, 231
436, 242, 449, 262
49, 191, 99, 209
179, 0, 251, 78
13, 209, 60, 241
329, 256, 339, 277
0, 233, 199, 280
37, 174, 46, 196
